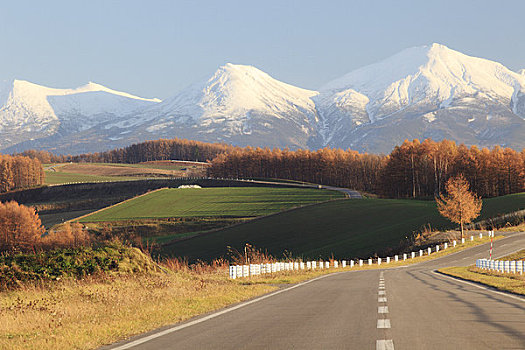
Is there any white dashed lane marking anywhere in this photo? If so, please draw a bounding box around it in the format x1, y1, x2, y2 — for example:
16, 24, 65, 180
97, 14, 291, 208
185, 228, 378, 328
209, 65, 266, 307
377, 319, 391, 328
377, 272, 394, 349
377, 339, 395, 350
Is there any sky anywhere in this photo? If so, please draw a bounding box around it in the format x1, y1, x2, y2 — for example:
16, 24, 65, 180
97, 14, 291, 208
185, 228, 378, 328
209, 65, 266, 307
1, 0, 524, 100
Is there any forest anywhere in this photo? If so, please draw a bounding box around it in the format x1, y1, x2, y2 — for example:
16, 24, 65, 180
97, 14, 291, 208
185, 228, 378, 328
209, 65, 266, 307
13, 137, 525, 199
19, 138, 235, 164
209, 139, 525, 198
0, 154, 44, 193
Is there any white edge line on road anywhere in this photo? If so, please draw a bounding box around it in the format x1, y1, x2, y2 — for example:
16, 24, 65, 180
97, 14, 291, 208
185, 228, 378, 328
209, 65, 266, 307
432, 270, 525, 303
108, 271, 345, 349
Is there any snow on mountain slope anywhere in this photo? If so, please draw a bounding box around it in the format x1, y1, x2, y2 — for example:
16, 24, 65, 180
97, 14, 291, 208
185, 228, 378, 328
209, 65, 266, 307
2, 44, 525, 155
316, 43, 525, 152
0, 79, 160, 149
102, 63, 320, 149
321, 43, 525, 121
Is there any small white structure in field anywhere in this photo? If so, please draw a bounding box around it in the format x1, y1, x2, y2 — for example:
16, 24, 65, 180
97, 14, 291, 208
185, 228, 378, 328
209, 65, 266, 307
178, 184, 202, 188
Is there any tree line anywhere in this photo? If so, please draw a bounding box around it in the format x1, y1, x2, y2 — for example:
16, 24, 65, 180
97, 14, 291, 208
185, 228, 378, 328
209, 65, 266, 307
0, 154, 44, 193
14, 137, 524, 198
18, 138, 236, 164
208, 139, 524, 198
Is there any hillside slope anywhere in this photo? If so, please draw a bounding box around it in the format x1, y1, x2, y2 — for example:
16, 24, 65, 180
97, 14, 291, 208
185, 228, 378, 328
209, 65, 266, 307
162, 193, 525, 262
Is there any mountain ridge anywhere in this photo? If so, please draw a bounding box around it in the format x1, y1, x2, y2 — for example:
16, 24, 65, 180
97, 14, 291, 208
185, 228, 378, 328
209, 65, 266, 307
2, 43, 524, 154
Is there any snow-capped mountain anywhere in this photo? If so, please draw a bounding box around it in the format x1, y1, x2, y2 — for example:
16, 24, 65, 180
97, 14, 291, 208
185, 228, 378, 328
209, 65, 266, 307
0, 79, 160, 151
2, 44, 525, 154
316, 43, 525, 152
98, 63, 319, 150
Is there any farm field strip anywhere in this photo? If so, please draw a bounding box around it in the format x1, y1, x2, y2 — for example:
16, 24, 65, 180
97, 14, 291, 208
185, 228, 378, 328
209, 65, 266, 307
161, 192, 525, 262
78, 187, 343, 222
44, 161, 207, 185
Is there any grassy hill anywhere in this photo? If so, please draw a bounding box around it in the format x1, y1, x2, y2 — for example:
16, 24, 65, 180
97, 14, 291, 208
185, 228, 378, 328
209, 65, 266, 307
44, 161, 208, 185
161, 193, 525, 262
79, 187, 344, 222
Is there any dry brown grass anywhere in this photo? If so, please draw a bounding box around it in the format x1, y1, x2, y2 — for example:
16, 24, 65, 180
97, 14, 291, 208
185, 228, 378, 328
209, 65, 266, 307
439, 266, 525, 295
56, 162, 207, 178
57, 163, 179, 177
0, 268, 275, 350
0, 234, 499, 349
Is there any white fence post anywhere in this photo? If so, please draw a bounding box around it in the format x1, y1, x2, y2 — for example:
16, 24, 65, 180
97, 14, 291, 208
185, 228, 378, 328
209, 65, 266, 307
386, 257, 390, 264
394, 255, 398, 262
444, 243, 448, 249
419, 250, 423, 257
403, 253, 407, 261
359, 259, 363, 266
436, 245, 440, 253
342, 260, 346, 268
453, 240, 457, 247
411, 252, 416, 259
334, 261, 339, 268
325, 261, 330, 269
461, 238, 465, 244
479, 233, 483, 239
368, 258, 373, 266
378, 258, 382, 265
351, 260, 355, 268
470, 236, 474, 241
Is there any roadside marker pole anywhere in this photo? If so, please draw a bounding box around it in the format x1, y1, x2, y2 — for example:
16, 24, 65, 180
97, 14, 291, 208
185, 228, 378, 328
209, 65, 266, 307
489, 231, 493, 260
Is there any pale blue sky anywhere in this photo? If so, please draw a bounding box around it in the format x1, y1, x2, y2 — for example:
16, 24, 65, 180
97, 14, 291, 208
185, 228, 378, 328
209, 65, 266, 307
1, 0, 524, 99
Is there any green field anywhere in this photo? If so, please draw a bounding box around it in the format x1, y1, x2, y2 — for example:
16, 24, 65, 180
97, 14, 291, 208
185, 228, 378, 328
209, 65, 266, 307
162, 192, 525, 262
78, 187, 344, 222
44, 171, 137, 185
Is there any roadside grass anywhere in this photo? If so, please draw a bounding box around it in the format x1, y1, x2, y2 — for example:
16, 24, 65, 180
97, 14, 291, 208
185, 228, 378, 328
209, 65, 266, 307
438, 249, 525, 296
78, 187, 343, 222
498, 223, 525, 232
0, 271, 276, 350
0, 235, 496, 350
161, 193, 524, 262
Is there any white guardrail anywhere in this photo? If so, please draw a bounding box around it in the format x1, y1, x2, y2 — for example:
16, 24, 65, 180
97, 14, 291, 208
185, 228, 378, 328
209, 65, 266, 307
476, 259, 525, 274
229, 231, 495, 279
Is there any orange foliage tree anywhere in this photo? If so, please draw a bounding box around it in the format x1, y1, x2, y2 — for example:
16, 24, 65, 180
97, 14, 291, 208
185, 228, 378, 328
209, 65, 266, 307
0, 154, 44, 193
0, 201, 45, 253
436, 175, 483, 239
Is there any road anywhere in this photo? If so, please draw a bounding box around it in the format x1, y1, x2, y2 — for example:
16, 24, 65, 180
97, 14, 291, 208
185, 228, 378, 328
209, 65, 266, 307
104, 232, 524, 350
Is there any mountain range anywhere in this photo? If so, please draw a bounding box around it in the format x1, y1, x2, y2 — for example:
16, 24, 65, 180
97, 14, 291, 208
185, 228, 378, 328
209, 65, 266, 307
2, 43, 524, 155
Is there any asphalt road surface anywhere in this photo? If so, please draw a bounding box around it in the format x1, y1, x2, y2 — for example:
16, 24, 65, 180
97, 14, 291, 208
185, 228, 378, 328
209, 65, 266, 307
104, 232, 524, 350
